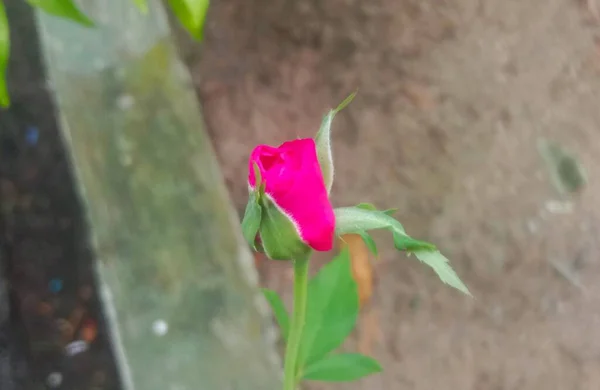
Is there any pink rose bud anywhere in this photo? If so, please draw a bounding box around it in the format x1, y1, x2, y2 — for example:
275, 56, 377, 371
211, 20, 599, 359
243, 138, 335, 260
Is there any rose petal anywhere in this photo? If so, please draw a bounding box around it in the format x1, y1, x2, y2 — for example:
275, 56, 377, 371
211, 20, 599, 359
248, 139, 335, 251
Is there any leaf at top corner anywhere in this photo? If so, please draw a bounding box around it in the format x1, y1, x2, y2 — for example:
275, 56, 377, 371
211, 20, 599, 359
413, 250, 471, 296
27, 0, 94, 27
0, 1, 9, 107
133, 0, 148, 13
302, 353, 382, 382
262, 288, 290, 340
298, 248, 359, 368
168, 0, 210, 40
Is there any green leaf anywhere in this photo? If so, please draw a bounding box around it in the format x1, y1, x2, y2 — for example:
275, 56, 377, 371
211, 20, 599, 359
356, 202, 377, 211
0, 1, 9, 107
334, 206, 471, 295
133, 0, 148, 13
315, 92, 357, 193
299, 248, 359, 368
382, 208, 398, 216
168, 0, 209, 41
356, 202, 397, 216
392, 232, 436, 252
335, 206, 406, 237
262, 288, 290, 340
241, 192, 261, 249
358, 231, 378, 257
27, 0, 94, 27
302, 353, 382, 382
413, 250, 471, 296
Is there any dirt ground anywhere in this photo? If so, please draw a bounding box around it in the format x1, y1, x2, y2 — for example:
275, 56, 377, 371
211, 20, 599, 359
184, 0, 600, 389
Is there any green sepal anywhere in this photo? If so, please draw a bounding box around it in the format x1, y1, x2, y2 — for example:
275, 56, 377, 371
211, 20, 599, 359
252, 162, 266, 197
241, 191, 262, 250
242, 162, 267, 250
258, 195, 310, 261
315, 92, 357, 193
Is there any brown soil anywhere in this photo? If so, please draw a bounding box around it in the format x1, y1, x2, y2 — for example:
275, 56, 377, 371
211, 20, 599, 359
185, 0, 600, 388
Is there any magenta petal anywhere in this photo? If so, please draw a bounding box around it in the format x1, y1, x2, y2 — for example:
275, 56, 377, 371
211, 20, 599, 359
248, 139, 335, 252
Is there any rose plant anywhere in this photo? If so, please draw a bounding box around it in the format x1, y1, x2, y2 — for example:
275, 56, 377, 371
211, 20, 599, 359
241, 93, 471, 390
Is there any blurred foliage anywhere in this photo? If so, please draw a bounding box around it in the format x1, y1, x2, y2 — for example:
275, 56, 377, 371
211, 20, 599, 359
0, 1, 8, 107
538, 138, 587, 195
26, 0, 94, 26
0, 0, 209, 107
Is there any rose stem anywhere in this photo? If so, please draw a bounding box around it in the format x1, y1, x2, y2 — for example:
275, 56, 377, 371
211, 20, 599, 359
282, 253, 310, 390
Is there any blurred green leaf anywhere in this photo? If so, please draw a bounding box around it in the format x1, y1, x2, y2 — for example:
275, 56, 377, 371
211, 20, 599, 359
302, 353, 382, 382
392, 232, 436, 252
538, 138, 587, 194
382, 208, 397, 216
27, 0, 94, 27
413, 250, 471, 296
0, 1, 9, 107
262, 288, 290, 340
358, 231, 378, 256
356, 202, 377, 211
133, 0, 148, 13
299, 248, 359, 369
168, 0, 209, 40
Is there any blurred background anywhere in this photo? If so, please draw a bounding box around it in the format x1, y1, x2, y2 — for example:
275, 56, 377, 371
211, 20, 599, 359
2, 0, 600, 389
189, 0, 600, 389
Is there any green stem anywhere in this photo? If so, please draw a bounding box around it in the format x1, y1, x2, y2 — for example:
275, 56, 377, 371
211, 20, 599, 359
283, 253, 310, 390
